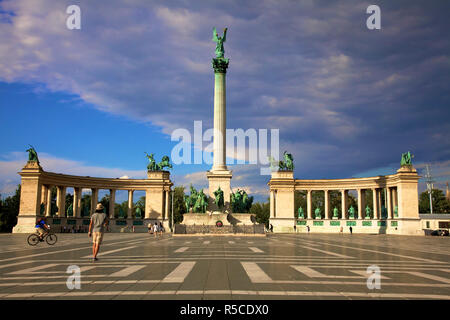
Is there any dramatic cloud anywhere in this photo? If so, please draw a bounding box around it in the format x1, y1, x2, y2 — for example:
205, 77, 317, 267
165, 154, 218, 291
0, 0, 449, 196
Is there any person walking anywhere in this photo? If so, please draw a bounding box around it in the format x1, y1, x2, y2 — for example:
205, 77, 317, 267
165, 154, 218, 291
154, 222, 159, 238
148, 222, 152, 234
159, 222, 163, 236
340, 226, 343, 234
307, 225, 310, 234
349, 226, 353, 234
88, 203, 109, 262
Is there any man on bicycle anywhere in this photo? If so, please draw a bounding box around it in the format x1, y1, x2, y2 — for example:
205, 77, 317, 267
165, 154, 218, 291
35, 217, 49, 241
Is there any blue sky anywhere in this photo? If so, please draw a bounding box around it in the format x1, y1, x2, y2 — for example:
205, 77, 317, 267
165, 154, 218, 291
1, 0, 450, 203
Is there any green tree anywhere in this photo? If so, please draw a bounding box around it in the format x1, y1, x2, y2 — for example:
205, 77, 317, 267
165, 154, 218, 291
65, 193, 74, 215
294, 191, 306, 216
170, 186, 186, 230
80, 194, 91, 217
250, 201, 270, 228
329, 190, 341, 216
115, 200, 128, 218
419, 189, 450, 213
0, 185, 21, 232
135, 196, 145, 218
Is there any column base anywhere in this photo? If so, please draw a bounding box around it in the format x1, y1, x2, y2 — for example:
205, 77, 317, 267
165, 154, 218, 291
207, 169, 232, 213
12, 215, 38, 233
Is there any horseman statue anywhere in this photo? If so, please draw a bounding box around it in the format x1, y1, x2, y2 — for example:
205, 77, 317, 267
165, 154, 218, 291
193, 189, 208, 213
26, 145, 40, 164
145, 153, 173, 171
269, 151, 294, 171
185, 185, 208, 213
400, 151, 413, 166
231, 189, 253, 213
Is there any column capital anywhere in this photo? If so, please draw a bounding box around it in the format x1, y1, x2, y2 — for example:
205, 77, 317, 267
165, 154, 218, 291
212, 57, 229, 73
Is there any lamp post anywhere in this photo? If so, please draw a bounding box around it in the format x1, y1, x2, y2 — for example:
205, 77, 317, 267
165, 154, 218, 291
425, 165, 434, 214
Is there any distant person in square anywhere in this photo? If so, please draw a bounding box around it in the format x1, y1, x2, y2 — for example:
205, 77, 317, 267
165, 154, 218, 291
154, 222, 159, 238
159, 222, 164, 236
88, 203, 109, 261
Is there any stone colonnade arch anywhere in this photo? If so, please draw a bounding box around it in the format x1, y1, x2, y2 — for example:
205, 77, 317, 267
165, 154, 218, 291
268, 165, 421, 235
13, 161, 173, 233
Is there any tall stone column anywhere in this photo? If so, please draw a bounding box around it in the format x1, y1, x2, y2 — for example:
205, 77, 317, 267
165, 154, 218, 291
377, 189, 383, 216
386, 187, 392, 219
90, 188, 98, 216
212, 64, 228, 171
74, 187, 82, 218
324, 190, 330, 219
41, 185, 48, 212
341, 190, 348, 219
270, 190, 275, 218
56, 186, 66, 217
307, 190, 312, 219
165, 190, 170, 221
207, 55, 232, 212
109, 189, 116, 219
45, 186, 52, 217
357, 189, 365, 219
372, 188, 379, 219
127, 190, 134, 218
392, 188, 398, 210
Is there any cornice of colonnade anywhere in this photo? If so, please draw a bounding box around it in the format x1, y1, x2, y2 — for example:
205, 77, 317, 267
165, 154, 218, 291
18, 164, 173, 190
268, 167, 420, 191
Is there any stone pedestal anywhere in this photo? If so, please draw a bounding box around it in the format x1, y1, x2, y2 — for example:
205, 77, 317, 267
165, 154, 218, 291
13, 161, 43, 233
145, 171, 172, 227
181, 212, 254, 226
207, 170, 232, 213
268, 171, 295, 220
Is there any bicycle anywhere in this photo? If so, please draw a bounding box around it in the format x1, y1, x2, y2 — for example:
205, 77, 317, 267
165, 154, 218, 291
27, 229, 58, 246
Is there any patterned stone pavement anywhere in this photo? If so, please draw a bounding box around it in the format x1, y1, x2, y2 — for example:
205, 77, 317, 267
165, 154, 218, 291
0, 232, 449, 300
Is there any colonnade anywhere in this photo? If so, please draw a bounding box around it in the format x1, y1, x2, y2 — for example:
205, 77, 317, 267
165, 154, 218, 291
39, 186, 171, 220
275, 187, 399, 220
268, 166, 421, 235
13, 161, 173, 233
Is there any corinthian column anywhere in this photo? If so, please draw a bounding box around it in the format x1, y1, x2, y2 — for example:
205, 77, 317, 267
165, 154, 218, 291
324, 190, 330, 219
212, 71, 227, 171
307, 190, 312, 219
207, 46, 232, 212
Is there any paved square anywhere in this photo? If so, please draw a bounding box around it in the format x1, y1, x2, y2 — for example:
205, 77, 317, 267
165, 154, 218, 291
0, 233, 449, 300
